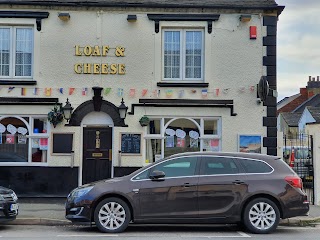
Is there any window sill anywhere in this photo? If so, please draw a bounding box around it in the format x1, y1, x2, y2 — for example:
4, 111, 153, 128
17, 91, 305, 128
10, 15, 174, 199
0, 80, 37, 85
157, 82, 209, 88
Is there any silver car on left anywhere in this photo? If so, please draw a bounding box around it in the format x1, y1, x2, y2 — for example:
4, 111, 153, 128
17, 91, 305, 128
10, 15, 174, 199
0, 186, 18, 222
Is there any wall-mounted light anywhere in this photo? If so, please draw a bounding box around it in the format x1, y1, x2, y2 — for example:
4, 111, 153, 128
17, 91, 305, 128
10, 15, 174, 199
127, 15, 137, 22
118, 98, 128, 120
62, 98, 74, 122
240, 15, 251, 23
58, 12, 70, 21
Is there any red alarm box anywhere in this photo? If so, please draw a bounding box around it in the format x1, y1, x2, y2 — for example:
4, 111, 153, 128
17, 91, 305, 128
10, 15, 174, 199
250, 26, 257, 39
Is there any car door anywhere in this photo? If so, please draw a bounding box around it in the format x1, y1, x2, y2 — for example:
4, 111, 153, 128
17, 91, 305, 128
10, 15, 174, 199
198, 156, 247, 218
137, 155, 199, 221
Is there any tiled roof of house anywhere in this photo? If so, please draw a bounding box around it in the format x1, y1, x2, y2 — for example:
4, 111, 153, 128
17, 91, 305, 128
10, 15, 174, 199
0, 0, 280, 8
306, 106, 320, 123
281, 112, 302, 127
293, 94, 320, 113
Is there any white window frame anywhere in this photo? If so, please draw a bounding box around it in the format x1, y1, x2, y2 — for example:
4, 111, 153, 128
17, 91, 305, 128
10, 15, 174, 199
0, 26, 34, 79
0, 115, 50, 166
162, 29, 204, 82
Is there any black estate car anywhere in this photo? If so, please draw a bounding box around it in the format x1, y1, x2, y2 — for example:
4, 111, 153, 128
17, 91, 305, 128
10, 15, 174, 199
0, 186, 18, 222
66, 152, 309, 234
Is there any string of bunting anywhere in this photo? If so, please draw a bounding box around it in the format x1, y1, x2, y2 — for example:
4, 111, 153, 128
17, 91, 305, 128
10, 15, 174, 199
2, 85, 257, 98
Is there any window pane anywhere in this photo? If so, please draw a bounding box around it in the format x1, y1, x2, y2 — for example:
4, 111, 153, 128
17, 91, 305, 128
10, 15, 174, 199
152, 156, 197, 177
201, 157, 239, 175
185, 31, 202, 79
15, 28, 33, 77
239, 159, 273, 173
0, 28, 10, 77
203, 139, 220, 151
32, 139, 47, 162
164, 31, 180, 79
204, 119, 218, 135
146, 139, 161, 163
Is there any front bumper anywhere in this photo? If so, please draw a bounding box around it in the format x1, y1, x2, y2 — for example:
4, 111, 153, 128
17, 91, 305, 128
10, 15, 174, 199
0, 201, 18, 222
65, 199, 93, 223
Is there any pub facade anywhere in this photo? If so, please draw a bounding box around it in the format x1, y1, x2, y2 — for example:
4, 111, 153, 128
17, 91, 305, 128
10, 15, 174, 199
0, 0, 283, 196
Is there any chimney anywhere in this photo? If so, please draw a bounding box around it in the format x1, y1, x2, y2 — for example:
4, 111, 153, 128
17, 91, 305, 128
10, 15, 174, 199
309, 76, 312, 81
300, 88, 307, 96
318, 76, 320, 81
313, 77, 316, 81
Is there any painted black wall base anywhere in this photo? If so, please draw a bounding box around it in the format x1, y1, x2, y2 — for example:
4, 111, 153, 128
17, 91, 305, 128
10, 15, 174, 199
0, 167, 78, 197
114, 167, 140, 177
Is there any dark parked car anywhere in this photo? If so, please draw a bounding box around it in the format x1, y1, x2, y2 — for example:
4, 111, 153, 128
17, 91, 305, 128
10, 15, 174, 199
66, 152, 309, 234
0, 186, 18, 222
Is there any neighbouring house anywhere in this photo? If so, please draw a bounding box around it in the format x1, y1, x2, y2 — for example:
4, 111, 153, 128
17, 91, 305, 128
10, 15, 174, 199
0, 0, 284, 196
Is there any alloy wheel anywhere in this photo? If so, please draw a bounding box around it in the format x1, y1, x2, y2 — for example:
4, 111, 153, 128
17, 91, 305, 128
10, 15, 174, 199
98, 201, 126, 230
248, 202, 276, 230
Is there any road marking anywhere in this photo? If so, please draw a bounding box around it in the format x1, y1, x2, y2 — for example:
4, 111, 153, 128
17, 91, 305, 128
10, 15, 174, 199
180, 231, 250, 238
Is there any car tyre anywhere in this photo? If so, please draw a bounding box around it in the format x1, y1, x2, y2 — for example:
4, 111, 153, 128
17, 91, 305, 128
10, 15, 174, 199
243, 198, 280, 234
94, 197, 131, 233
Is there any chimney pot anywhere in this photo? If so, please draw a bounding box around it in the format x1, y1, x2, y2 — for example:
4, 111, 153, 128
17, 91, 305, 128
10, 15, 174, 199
313, 77, 316, 81
309, 76, 312, 81
318, 76, 320, 81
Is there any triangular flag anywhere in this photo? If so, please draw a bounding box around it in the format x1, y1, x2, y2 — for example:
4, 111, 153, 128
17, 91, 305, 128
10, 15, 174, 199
82, 87, 88, 96
142, 89, 148, 97
33, 88, 39, 95
201, 89, 208, 98
8, 87, 15, 93
59, 88, 64, 94
178, 90, 184, 98
117, 88, 124, 97
69, 88, 75, 95
153, 89, 160, 98
166, 89, 173, 98
215, 88, 220, 96
104, 88, 111, 95
45, 88, 52, 96
249, 85, 255, 93
21, 88, 26, 96
129, 88, 135, 97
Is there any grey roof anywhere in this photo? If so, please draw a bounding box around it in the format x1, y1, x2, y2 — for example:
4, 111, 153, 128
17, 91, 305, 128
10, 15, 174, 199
293, 94, 320, 113
0, 0, 280, 9
306, 106, 320, 123
281, 112, 302, 127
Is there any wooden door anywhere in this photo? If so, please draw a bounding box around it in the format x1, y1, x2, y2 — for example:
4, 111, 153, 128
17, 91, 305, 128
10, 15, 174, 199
82, 127, 112, 184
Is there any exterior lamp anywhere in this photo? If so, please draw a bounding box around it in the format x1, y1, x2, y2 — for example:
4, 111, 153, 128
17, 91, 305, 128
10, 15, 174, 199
240, 14, 251, 22
118, 98, 128, 120
58, 12, 70, 21
127, 15, 137, 22
62, 98, 73, 122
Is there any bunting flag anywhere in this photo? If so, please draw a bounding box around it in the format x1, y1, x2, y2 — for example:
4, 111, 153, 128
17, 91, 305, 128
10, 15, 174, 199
8, 87, 15, 93
45, 88, 52, 96
69, 88, 75, 95
82, 87, 88, 96
129, 88, 135, 97
201, 89, 208, 98
249, 85, 255, 93
190, 89, 197, 94
104, 88, 111, 95
117, 88, 124, 97
59, 88, 64, 94
178, 90, 184, 98
142, 89, 148, 97
33, 88, 39, 95
166, 89, 173, 98
21, 88, 26, 96
215, 88, 220, 96
153, 89, 160, 98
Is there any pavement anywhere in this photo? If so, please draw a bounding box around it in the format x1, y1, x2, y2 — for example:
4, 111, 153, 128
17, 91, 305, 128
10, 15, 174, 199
4, 198, 320, 227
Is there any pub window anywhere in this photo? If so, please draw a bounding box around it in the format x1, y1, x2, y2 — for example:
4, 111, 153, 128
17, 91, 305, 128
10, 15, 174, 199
0, 27, 33, 79
162, 29, 204, 81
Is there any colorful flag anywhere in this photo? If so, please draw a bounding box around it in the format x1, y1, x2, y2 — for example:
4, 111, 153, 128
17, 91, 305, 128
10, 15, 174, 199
129, 88, 135, 97
104, 88, 111, 95
215, 88, 220, 96
69, 88, 75, 95
201, 89, 208, 98
45, 88, 52, 96
250, 85, 255, 93
178, 90, 184, 98
190, 89, 197, 94
117, 88, 124, 97
142, 89, 148, 97
8, 87, 15, 93
59, 88, 64, 94
166, 89, 173, 98
82, 87, 88, 96
21, 88, 26, 96
33, 88, 39, 95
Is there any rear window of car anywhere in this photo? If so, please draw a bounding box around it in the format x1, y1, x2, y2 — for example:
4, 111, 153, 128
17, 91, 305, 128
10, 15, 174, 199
238, 159, 273, 173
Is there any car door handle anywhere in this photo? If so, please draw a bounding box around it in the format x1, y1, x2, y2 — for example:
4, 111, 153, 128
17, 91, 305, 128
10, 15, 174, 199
182, 183, 192, 188
232, 180, 245, 185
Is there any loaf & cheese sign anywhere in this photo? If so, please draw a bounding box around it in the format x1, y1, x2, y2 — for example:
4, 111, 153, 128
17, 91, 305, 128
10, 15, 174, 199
74, 45, 126, 75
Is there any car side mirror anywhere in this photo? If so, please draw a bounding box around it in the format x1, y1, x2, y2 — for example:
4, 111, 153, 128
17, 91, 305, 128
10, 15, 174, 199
149, 170, 165, 180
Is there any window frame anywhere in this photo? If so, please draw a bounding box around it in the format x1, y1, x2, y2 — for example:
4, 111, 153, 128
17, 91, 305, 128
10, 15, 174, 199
162, 28, 204, 82
0, 26, 34, 79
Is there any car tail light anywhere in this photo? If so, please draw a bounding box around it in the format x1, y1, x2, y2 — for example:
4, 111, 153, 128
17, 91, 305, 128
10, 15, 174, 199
285, 176, 302, 189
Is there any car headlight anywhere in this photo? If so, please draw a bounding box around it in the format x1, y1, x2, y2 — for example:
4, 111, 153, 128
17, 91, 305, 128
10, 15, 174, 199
11, 192, 18, 201
70, 186, 94, 199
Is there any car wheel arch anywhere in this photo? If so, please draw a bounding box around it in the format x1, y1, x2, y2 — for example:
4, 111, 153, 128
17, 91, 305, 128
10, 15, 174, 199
240, 194, 284, 220
91, 193, 134, 222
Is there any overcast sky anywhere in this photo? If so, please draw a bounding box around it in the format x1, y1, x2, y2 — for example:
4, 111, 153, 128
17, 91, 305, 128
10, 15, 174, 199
276, 0, 319, 101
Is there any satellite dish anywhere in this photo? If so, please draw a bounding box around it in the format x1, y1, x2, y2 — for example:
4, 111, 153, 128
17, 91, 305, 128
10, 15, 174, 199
257, 76, 269, 102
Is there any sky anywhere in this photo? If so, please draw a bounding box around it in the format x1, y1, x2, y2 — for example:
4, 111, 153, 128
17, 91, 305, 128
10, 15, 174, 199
276, 0, 320, 101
